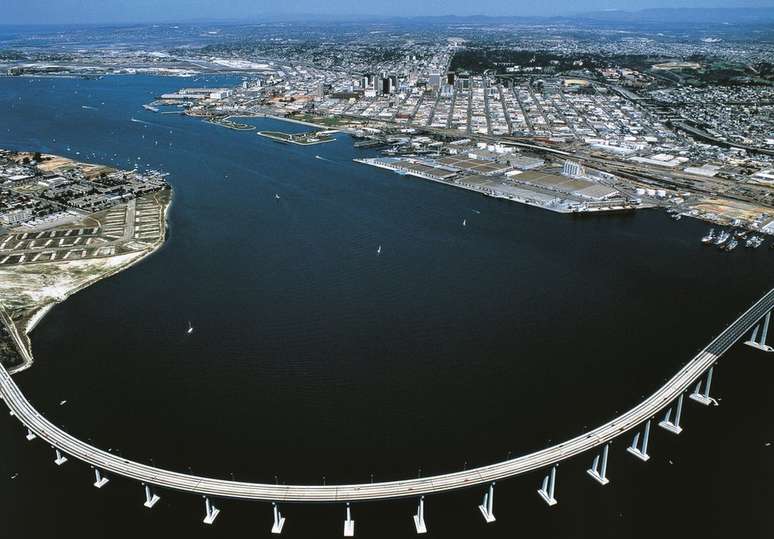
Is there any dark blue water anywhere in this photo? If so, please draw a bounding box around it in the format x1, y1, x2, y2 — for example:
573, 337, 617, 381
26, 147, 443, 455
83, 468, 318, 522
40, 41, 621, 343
0, 75, 772, 538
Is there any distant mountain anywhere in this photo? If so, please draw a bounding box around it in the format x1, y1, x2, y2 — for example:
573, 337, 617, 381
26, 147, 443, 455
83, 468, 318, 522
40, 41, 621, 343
576, 7, 774, 25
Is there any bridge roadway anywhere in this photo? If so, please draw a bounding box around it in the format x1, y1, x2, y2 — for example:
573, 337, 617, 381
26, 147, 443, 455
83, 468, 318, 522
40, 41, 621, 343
2, 289, 773, 503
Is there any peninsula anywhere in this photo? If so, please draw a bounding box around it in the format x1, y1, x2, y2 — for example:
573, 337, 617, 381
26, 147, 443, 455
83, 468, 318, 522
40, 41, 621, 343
0, 150, 171, 372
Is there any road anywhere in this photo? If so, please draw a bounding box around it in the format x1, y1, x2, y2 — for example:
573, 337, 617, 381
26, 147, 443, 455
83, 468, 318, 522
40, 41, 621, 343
1, 289, 772, 502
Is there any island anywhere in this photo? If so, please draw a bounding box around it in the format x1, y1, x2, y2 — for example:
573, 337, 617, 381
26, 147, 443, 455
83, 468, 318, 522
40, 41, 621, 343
0, 150, 171, 372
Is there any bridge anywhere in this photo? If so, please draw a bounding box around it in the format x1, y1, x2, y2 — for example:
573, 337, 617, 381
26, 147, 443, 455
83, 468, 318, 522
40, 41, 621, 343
2, 288, 774, 534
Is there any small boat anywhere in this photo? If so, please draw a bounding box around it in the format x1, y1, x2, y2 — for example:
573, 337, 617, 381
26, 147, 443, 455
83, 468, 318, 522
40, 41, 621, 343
377, 245, 382, 255
59, 400, 67, 406
745, 236, 763, 248
275, 194, 280, 200
714, 231, 730, 245
701, 229, 715, 243
187, 321, 194, 335
10, 473, 18, 480
462, 219, 467, 227
724, 239, 738, 251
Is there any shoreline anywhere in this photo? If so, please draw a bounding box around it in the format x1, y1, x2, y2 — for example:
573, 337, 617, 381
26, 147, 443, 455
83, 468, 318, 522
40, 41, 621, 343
354, 158, 639, 215
256, 130, 336, 145
2, 190, 173, 375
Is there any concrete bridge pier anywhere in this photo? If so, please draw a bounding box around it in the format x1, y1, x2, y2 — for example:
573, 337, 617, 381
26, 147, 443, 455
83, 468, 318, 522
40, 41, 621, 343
92, 467, 109, 488
627, 419, 651, 462
537, 466, 558, 506
413, 496, 427, 534
689, 366, 717, 406
202, 496, 220, 525
143, 484, 160, 508
343, 503, 355, 537
659, 393, 685, 435
25, 428, 36, 441
587, 443, 610, 485
745, 311, 774, 352
53, 447, 67, 466
271, 502, 286, 534
478, 482, 495, 523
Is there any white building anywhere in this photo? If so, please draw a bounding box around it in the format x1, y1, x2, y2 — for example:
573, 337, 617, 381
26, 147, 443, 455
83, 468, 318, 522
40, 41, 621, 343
562, 160, 585, 178
0, 208, 32, 226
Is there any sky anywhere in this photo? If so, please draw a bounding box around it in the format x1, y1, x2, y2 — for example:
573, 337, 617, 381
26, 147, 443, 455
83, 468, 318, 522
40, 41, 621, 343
3, 0, 774, 24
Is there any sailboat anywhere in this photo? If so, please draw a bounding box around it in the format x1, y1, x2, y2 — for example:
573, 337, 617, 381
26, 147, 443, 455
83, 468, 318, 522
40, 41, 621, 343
462, 219, 467, 227
187, 321, 194, 335
377, 245, 382, 255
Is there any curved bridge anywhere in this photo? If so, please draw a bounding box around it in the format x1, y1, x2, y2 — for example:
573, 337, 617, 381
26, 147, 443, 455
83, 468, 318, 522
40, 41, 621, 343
2, 289, 773, 510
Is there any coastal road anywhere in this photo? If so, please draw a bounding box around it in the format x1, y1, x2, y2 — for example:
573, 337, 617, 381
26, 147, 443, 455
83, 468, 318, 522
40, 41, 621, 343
1, 289, 772, 502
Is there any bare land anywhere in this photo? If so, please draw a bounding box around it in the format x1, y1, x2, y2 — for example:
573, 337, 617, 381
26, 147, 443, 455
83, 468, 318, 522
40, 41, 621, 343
0, 189, 171, 372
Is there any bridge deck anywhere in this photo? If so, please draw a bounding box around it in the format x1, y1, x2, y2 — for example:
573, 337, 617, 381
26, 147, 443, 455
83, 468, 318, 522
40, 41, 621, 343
2, 289, 773, 502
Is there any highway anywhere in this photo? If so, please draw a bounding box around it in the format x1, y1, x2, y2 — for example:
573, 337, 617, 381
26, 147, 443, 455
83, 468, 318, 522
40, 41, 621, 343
1, 288, 772, 503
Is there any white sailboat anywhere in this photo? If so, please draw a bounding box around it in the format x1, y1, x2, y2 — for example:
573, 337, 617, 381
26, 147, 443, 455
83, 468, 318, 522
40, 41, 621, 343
377, 245, 382, 255
187, 321, 194, 335
462, 219, 467, 227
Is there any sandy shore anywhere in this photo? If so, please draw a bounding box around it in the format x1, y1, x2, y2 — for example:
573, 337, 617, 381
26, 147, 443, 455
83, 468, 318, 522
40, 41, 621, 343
1, 191, 172, 374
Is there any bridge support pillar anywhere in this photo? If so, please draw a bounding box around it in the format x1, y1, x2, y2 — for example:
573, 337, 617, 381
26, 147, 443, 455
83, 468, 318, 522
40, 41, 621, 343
143, 484, 160, 508
413, 497, 427, 534
271, 502, 286, 534
627, 419, 651, 462
478, 482, 495, 522
537, 466, 558, 506
587, 443, 610, 485
745, 312, 774, 352
690, 366, 717, 406
344, 503, 355, 537
659, 393, 684, 435
202, 497, 220, 525
25, 428, 36, 441
53, 448, 67, 466
93, 467, 109, 488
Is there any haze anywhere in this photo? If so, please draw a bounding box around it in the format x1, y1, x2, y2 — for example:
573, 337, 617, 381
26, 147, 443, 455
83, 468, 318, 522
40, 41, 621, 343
4, 0, 774, 24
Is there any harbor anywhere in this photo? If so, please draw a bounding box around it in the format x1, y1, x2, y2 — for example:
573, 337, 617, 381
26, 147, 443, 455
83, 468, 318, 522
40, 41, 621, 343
355, 156, 642, 214
1, 74, 774, 539
701, 227, 767, 251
